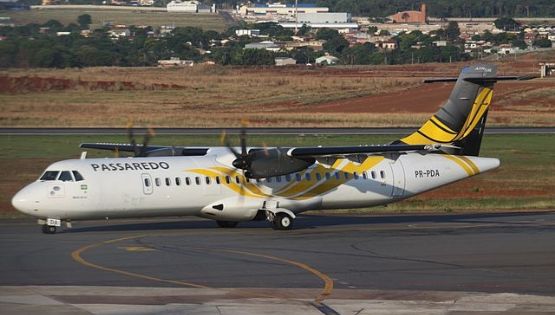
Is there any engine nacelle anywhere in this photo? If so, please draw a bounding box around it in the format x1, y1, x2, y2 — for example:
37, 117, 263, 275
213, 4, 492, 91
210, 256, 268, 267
246, 148, 315, 178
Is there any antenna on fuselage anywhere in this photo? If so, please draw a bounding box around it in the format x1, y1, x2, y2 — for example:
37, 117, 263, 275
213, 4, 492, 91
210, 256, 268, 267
80, 151, 88, 159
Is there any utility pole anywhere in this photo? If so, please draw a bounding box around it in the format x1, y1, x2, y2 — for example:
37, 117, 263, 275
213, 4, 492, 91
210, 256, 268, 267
294, 0, 298, 34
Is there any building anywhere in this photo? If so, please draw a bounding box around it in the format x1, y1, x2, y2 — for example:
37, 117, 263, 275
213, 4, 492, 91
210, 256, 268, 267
389, 3, 427, 24
315, 54, 339, 65
244, 41, 281, 52
158, 57, 194, 67
235, 29, 260, 37
297, 12, 350, 24
167, 0, 215, 13
239, 2, 328, 18
275, 57, 296, 66
280, 12, 357, 32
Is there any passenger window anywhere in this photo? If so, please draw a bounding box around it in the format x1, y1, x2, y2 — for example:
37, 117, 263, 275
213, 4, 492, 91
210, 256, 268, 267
175, 177, 181, 186
305, 173, 311, 181
155, 178, 161, 186
144, 178, 151, 187
276, 176, 281, 183
380, 170, 386, 178
344, 173, 350, 179
72, 171, 84, 181
267, 177, 272, 183
296, 174, 302, 182
165, 178, 171, 186
185, 177, 191, 185
195, 177, 201, 185
40, 171, 59, 181
316, 173, 321, 181
216, 176, 221, 184
335, 172, 340, 180
59, 171, 74, 182
205, 177, 211, 185
325, 172, 331, 180
353, 172, 359, 180
285, 174, 291, 182
235, 176, 241, 184
226, 176, 231, 184
371, 171, 376, 179
362, 172, 368, 180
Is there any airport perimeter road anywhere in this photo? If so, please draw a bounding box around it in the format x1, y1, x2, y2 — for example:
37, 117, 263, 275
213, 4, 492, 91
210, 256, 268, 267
1, 127, 554, 136
1, 212, 555, 314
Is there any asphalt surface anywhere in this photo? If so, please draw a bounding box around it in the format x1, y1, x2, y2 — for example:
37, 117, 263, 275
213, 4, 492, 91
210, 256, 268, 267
2, 212, 554, 314
1, 127, 554, 136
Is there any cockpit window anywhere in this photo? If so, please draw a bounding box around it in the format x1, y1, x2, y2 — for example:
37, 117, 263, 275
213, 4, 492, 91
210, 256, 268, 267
72, 171, 84, 181
40, 171, 60, 181
59, 171, 74, 182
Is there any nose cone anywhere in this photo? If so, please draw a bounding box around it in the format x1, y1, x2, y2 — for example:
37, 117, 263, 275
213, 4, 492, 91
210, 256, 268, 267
11, 187, 35, 216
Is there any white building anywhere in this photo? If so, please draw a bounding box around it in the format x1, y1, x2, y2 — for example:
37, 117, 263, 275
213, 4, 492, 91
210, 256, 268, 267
238, 2, 328, 18
244, 41, 281, 52
235, 29, 260, 37
315, 54, 339, 65
297, 12, 350, 24
158, 57, 194, 67
275, 57, 296, 66
167, 0, 215, 13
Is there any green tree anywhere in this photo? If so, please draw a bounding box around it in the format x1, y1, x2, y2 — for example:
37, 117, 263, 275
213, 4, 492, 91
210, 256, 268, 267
323, 36, 349, 54
446, 21, 460, 42
533, 38, 552, 48
316, 28, 340, 40
367, 26, 378, 34
494, 17, 520, 31
77, 14, 92, 29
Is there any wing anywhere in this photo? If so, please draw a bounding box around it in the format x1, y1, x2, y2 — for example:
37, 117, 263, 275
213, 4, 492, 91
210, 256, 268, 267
286, 144, 444, 158
79, 143, 209, 156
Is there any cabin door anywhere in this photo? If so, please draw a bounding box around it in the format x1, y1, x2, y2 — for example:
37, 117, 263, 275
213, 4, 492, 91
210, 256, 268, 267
141, 173, 153, 195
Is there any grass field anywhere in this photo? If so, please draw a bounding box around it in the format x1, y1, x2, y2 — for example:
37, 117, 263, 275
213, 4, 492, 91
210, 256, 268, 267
1, 8, 228, 31
1, 67, 554, 128
1, 134, 553, 218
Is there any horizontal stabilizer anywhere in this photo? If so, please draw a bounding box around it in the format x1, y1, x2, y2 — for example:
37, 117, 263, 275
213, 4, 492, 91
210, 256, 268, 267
424, 75, 538, 84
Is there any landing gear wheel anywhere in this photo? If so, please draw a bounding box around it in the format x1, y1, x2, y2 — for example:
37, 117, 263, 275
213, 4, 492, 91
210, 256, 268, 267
216, 220, 238, 228
41, 225, 57, 234
272, 213, 293, 230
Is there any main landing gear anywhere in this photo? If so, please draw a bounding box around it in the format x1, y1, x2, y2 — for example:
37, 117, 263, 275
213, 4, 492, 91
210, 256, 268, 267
271, 212, 294, 230
41, 225, 57, 234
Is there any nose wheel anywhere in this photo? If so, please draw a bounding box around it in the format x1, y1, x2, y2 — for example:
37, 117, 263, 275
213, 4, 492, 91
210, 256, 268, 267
41, 225, 57, 234
272, 213, 294, 230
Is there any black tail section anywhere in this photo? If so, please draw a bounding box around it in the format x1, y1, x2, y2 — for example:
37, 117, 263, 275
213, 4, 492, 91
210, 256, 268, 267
395, 64, 530, 156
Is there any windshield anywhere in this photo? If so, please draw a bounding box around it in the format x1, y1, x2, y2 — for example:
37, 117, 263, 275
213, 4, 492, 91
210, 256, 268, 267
40, 171, 59, 181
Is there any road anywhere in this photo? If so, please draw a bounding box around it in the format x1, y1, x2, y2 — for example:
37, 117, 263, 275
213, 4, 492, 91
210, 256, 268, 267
1, 212, 554, 314
1, 127, 554, 136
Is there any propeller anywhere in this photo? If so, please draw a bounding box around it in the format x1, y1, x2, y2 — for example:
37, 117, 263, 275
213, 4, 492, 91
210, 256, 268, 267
127, 121, 155, 157
221, 121, 314, 179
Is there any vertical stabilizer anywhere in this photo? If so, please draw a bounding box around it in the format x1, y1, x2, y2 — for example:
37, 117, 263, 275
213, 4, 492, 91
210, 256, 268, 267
395, 64, 498, 156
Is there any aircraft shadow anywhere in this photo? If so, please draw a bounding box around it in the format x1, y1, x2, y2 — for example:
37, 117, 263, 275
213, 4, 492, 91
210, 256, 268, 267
67, 211, 550, 233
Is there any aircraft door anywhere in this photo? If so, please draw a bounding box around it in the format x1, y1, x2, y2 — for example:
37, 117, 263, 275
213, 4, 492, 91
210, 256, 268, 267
141, 173, 153, 195
389, 158, 406, 197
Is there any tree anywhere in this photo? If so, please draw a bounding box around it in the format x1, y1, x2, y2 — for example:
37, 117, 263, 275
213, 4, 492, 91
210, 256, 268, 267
367, 26, 378, 34
533, 38, 552, 48
446, 21, 460, 42
316, 28, 340, 41
297, 24, 311, 36
323, 36, 350, 54
494, 17, 520, 31
77, 14, 92, 29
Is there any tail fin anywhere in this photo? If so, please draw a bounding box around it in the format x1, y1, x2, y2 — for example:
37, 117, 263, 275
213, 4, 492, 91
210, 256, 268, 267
395, 64, 502, 156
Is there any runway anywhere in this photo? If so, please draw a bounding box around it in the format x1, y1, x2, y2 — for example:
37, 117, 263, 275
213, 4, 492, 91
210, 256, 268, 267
1, 212, 554, 314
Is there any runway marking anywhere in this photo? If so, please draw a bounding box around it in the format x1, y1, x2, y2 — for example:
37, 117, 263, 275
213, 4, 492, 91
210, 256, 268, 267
71, 233, 335, 304
211, 248, 334, 303
118, 246, 156, 252
71, 234, 208, 289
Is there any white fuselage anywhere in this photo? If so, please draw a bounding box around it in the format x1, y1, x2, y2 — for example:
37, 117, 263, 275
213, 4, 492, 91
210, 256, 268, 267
12, 147, 500, 222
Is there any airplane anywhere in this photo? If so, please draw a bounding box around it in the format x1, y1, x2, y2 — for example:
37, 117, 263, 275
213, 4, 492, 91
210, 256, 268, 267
12, 64, 531, 233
